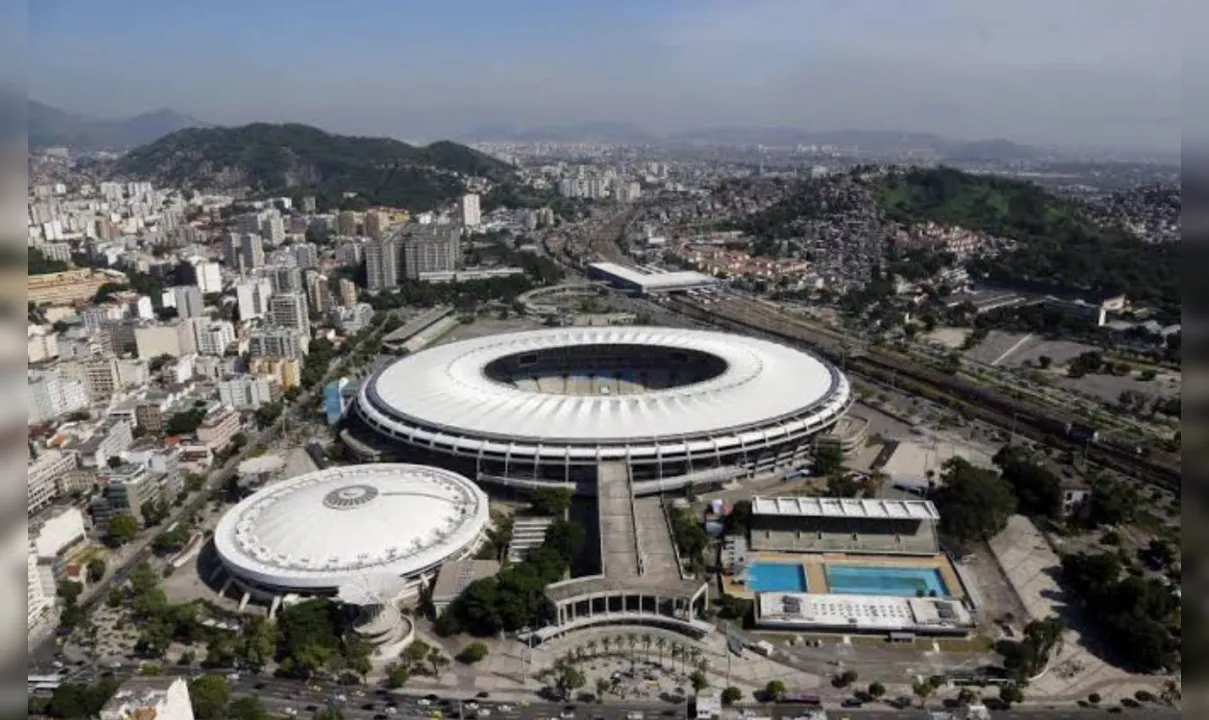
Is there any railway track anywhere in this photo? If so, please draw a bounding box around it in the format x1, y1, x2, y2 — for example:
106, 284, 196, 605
670, 296, 1180, 491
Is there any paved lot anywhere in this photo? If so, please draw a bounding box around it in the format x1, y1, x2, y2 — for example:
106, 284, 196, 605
987, 517, 1163, 702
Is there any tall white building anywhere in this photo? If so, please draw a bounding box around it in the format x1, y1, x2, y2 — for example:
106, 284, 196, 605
28, 545, 54, 631
28, 449, 79, 514
461, 193, 482, 227
235, 278, 273, 321
240, 233, 265, 272
195, 321, 236, 356
365, 236, 399, 290
248, 328, 309, 359
27, 374, 90, 426
27, 325, 60, 364
267, 265, 303, 295
187, 257, 224, 293
269, 292, 310, 333
161, 285, 206, 318
260, 210, 286, 245
218, 375, 278, 410
294, 242, 319, 269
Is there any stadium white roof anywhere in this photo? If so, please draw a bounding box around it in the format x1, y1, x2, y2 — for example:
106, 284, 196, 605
362, 326, 845, 443
751, 496, 941, 521
589, 262, 719, 292
213, 464, 489, 591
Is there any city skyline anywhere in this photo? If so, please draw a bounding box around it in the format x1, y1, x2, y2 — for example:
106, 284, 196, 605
30, 0, 1181, 152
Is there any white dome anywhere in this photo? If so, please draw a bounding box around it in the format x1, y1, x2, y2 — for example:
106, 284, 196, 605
213, 464, 489, 591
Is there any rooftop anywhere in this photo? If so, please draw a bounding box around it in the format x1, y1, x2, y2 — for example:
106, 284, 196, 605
750, 496, 941, 521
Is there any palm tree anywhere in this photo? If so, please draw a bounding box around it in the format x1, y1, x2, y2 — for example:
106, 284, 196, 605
595, 677, 610, 701
586, 639, 598, 659
689, 647, 702, 672
601, 637, 612, 656
626, 634, 638, 666
641, 634, 652, 662
656, 636, 667, 666
669, 644, 682, 675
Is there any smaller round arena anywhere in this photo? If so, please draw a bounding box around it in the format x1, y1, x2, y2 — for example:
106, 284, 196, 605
212, 464, 490, 604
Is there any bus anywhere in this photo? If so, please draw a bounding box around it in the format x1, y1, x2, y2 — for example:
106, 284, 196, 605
781, 693, 821, 706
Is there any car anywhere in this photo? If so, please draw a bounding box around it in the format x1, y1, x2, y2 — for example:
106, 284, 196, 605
284, 710, 297, 717
477, 710, 491, 718
386, 701, 398, 709
418, 699, 432, 707
305, 706, 319, 713
498, 705, 513, 713
254, 682, 266, 690
374, 715, 388, 720
841, 698, 862, 708
626, 713, 644, 720
476, 691, 490, 699
426, 694, 441, 702
227, 673, 240, 681
385, 708, 397, 716
465, 701, 480, 711
362, 703, 377, 711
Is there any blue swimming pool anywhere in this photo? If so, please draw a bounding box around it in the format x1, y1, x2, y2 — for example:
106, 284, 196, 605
746, 562, 808, 593
825, 565, 950, 597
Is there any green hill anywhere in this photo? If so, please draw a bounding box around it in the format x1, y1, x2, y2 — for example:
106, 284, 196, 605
873, 167, 1179, 315
113, 123, 515, 212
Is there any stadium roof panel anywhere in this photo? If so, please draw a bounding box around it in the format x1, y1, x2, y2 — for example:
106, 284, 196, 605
363, 326, 845, 443
750, 496, 941, 521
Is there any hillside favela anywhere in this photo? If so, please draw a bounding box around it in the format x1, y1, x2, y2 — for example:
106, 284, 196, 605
23, 3, 1183, 720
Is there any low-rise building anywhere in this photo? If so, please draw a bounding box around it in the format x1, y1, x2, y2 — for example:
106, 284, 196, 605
99, 676, 195, 720
196, 408, 242, 452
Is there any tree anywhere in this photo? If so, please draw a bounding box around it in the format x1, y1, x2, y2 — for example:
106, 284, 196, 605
721, 687, 743, 706
763, 680, 787, 702
993, 447, 1063, 518
1003, 616, 1065, 680
836, 670, 858, 687
105, 514, 140, 546
458, 641, 489, 664
1087, 479, 1139, 527
57, 579, 84, 604
386, 664, 410, 689
934, 458, 1017, 546
404, 638, 432, 669
1038, 355, 1053, 369
529, 486, 573, 517
867, 682, 886, 699
813, 444, 844, 476
230, 696, 271, 720
912, 677, 938, 707
427, 647, 449, 676
999, 684, 1025, 707
107, 455, 124, 469
255, 401, 284, 428
554, 663, 586, 700
690, 670, 709, 693
188, 674, 231, 720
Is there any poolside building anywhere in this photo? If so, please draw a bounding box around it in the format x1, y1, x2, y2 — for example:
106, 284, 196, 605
732, 496, 977, 637
747, 496, 941, 555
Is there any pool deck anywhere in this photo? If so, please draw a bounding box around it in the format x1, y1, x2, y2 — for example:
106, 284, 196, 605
724, 551, 965, 602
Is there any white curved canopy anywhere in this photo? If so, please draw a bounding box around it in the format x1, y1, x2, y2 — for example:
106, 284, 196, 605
363, 326, 843, 443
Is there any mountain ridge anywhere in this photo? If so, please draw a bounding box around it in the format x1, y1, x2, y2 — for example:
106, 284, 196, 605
29, 100, 210, 150
112, 122, 515, 212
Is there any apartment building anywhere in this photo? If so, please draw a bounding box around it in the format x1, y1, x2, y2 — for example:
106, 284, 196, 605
59, 356, 122, 401
28, 373, 89, 425
248, 356, 302, 389
218, 375, 279, 410
134, 320, 197, 358
196, 408, 241, 452
402, 228, 460, 278
365, 236, 399, 290
305, 272, 331, 314
28, 268, 128, 305
269, 292, 310, 333
100, 677, 196, 720
337, 277, 358, 310
235, 278, 273, 320
247, 328, 309, 359
27, 449, 79, 515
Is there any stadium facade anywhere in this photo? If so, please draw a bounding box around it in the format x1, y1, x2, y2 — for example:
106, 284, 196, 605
347, 326, 852, 495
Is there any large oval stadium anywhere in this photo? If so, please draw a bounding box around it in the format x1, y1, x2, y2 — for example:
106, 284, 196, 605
212, 464, 490, 604
348, 327, 852, 494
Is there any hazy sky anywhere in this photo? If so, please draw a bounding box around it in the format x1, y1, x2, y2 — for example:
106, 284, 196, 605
30, 0, 1181, 151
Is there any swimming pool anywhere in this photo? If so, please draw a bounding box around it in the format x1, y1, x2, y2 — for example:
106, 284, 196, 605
825, 565, 950, 597
746, 562, 808, 593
